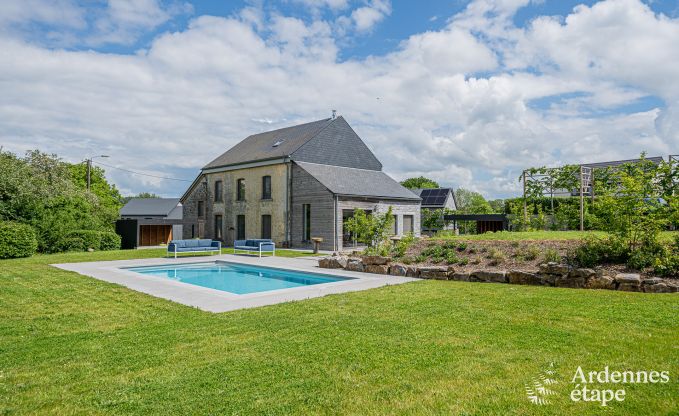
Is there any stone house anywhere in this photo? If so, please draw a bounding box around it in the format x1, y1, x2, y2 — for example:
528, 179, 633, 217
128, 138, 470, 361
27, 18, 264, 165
180, 116, 421, 251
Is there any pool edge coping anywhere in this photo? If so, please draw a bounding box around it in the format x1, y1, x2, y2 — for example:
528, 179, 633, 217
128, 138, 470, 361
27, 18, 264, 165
51, 254, 419, 313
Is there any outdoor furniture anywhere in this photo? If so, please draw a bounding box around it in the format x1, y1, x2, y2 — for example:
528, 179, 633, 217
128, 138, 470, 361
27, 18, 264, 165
167, 239, 221, 258
234, 239, 276, 257
311, 237, 323, 254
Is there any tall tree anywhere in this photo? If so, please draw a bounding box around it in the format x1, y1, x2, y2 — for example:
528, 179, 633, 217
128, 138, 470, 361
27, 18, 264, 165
400, 176, 439, 189
454, 188, 492, 214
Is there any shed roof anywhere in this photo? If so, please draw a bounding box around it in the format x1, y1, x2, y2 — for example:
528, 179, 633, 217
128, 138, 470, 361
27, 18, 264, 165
296, 162, 421, 200
120, 198, 180, 217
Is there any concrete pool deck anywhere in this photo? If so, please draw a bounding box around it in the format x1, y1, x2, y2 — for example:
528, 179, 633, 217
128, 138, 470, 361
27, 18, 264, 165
52, 254, 418, 313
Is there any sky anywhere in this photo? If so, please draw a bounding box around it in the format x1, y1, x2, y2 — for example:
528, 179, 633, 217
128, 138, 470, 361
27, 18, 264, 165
1, 0, 678, 198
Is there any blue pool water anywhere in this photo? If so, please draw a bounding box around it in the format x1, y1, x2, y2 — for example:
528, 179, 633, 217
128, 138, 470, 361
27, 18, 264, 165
126, 262, 351, 295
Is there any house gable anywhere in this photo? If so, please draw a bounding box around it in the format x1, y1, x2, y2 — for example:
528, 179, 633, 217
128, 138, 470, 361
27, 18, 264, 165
290, 116, 382, 171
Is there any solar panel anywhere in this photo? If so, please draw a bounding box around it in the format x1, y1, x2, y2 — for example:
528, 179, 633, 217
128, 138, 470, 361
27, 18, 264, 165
420, 188, 449, 206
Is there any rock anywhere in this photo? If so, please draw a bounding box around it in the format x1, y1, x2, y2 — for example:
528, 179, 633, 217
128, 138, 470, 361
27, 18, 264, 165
406, 266, 420, 278
586, 275, 615, 290
539, 262, 570, 275
555, 275, 586, 288
318, 256, 347, 269
618, 283, 641, 292
615, 273, 641, 291
364, 264, 389, 274
642, 277, 663, 286
362, 255, 391, 265
539, 274, 557, 286
450, 272, 470, 282
643, 283, 674, 293
470, 270, 507, 283
389, 264, 407, 276
615, 273, 641, 284
418, 266, 449, 280
87, 248, 95, 252
345, 259, 364, 273
508, 270, 541, 285
569, 268, 596, 279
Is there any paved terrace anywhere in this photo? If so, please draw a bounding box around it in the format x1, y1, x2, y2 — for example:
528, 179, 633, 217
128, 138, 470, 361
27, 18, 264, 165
52, 254, 418, 313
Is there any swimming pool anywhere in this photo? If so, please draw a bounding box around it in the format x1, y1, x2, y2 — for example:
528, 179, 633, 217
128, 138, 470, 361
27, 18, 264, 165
126, 261, 353, 295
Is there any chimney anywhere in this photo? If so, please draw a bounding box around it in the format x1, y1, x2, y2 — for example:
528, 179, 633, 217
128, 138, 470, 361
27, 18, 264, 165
331, 109, 337, 120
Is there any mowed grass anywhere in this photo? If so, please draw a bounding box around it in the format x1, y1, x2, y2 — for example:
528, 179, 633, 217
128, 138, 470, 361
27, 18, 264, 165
437, 230, 678, 242
1, 250, 678, 415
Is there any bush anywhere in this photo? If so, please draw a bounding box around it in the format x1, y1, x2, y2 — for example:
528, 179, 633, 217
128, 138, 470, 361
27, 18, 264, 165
58, 230, 121, 252
58, 237, 86, 252
0, 221, 38, 259
392, 233, 416, 258
445, 252, 459, 265
570, 236, 629, 267
543, 248, 561, 264
99, 231, 121, 251
652, 236, 679, 277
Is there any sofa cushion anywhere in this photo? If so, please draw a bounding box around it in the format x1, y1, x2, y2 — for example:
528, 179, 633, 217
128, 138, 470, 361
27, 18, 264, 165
198, 239, 213, 247
185, 240, 201, 248
171, 240, 187, 248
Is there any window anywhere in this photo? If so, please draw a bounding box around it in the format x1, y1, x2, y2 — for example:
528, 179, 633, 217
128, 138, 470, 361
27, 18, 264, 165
403, 215, 414, 234
214, 180, 223, 202
261, 215, 271, 239
191, 224, 195, 238
197, 201, 204, 218
236, 179, 245, 201
303, 204, 311, 241
262, 176, 272, 200
390, 215, 398, 235
236, 215, 246, 240
214, 215, 223, 240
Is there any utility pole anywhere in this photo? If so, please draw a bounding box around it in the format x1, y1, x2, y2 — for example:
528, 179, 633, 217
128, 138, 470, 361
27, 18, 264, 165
85, 155, 109, 191
579, 166, 584, 232
522, 170, 527, 228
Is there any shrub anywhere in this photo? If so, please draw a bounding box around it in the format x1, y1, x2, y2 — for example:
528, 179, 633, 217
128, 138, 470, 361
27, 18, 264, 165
0, 221, 38, 259
543, 248, 561, 264
652, 236, 679, 277
99, 231, 121, 251
58, 230, 121, 252
456, 242, 468, 252
58, 237, 86, 252
570, 236, 629, 267
414, 254, 428, 264
401, 256, 415, 265
445, 252, 459, 265
487, 248, 506, 266
458, 257, 469, 266
392, 233, 416, 258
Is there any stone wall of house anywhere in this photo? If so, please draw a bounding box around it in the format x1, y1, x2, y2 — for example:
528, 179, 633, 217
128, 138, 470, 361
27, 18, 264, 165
336, 198, 421, 252
182, 180, 207, 239
183, 163, 289, 246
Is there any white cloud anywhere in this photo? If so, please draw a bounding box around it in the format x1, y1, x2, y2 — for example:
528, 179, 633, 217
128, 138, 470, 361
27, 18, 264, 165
0, 0, 677, 198
350, 0, 391, 32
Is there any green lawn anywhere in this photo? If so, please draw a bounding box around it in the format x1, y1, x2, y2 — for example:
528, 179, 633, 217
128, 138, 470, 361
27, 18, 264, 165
1, 250, 677, 415
437, 230, 678, 242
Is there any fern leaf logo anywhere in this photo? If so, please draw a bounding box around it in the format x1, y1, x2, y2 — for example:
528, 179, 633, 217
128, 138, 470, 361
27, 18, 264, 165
525, 363, 559, 405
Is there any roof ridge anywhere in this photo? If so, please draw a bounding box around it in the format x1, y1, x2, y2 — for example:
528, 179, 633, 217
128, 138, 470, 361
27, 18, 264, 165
243, 118, 332, 143
284, 117, 336, 156
294, 160, 383, 173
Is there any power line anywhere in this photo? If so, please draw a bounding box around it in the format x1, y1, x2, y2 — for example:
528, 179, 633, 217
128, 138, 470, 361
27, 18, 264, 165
93, 160, 194, 182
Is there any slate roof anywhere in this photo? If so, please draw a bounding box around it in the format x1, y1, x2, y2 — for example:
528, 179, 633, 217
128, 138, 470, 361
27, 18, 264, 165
204, 118, 334, 169
120, 198, 180, 217
296, 162, 421, 200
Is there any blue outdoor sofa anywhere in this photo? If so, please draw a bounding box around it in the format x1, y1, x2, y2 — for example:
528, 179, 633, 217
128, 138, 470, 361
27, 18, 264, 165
234, 239, 276, 257
167, 239, 221, 258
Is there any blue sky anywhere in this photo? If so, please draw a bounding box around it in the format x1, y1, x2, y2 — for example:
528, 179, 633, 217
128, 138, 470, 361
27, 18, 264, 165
1, 0, 678, 198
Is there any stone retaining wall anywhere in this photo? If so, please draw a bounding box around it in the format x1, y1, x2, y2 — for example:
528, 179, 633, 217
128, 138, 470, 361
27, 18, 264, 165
318, 254, 679, 293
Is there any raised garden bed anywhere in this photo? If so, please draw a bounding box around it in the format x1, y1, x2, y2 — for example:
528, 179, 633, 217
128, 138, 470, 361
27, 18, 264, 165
319, 239, 679, 294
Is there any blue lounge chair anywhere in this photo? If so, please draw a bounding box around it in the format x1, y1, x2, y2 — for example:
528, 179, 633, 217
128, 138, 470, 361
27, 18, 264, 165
168, 239, 221, 258
234, 239, 276, 257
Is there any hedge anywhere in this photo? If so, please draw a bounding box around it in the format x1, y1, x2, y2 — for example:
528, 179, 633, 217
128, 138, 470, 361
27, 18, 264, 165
58, 230, 121, 252
0, 221, 38, 259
